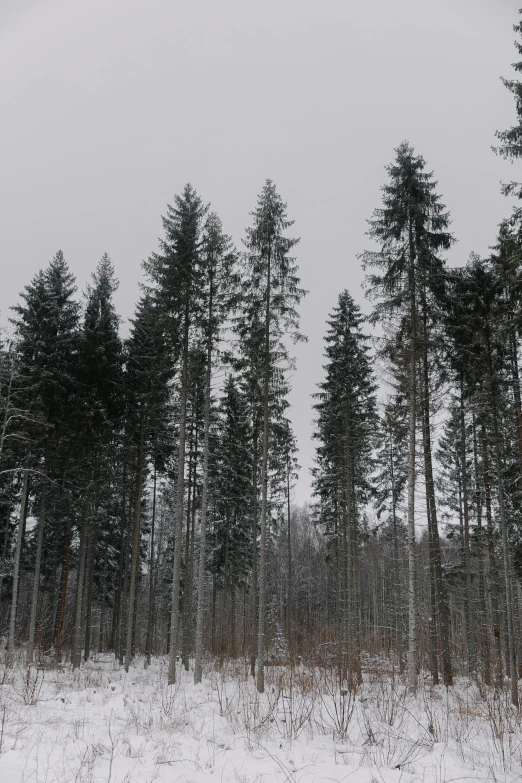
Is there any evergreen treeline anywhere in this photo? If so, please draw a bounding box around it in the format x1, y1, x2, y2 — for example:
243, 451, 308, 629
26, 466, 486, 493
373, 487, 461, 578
3, 8, 522, 702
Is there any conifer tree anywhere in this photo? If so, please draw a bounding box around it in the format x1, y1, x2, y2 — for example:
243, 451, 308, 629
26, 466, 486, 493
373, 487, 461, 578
241, 180, 306, 693
211, 375, 252, 656
445, 257, 519, 704
72, 253, 123, 669
362, 142, 454, 692
144, 184, 207, 684
11, 251, 80, 662
194, 212, 236, 683
124, 293, 172, 670
495, 8, 522, 197
313, 290, 376, 686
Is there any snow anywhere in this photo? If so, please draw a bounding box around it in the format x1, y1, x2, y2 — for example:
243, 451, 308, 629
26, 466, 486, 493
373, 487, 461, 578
0, 655, 521, 782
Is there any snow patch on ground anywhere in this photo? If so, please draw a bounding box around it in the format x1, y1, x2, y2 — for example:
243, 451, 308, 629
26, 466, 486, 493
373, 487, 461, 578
0, 655, 520, 782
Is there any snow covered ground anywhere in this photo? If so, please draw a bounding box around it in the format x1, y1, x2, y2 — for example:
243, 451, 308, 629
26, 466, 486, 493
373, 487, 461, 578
0, 654, 521, 782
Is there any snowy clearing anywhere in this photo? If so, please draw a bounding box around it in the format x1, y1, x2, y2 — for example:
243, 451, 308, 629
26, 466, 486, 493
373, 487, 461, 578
0, 656, 521, 782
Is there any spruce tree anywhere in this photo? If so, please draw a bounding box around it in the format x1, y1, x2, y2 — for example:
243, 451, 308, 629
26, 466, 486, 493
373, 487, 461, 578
193, 212, 236, 683
144, 184, 207, 684
495, 8, 522, 197
11, 251, 80, 662
72, 253, 123, 669
362, 142, 454, 692
124, 293, 172, 670
313, 290, 376, 686
241, 180, 306, 693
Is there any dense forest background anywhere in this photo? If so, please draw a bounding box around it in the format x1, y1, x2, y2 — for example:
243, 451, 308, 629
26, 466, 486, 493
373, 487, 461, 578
4, 6, 522, 711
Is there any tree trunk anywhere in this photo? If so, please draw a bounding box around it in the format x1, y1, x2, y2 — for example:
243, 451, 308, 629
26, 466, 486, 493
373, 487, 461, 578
421, 377, 439, 687
250, 437, 259, 678
420, 300, 452, 686
27, 478, 47, 663
71, 508, 88, 670
389, 425, 404, 670
182, 424, 196, 671
257, 246, 271, 695
83, 529, 94, 663
145, 459, 157, 668
125, 422, 145, 672
286, 452, 293, 658
472, 411, 490, 685
481, 423, 503, 685
194, 324, 213, 683
459, 379, 475, 675
7, 468, 29, 663
55, 520, 71, 661
345, 408, 360, 688
168, 302, 190, 685
406, 236, 417, 696
487, 334, 519, 706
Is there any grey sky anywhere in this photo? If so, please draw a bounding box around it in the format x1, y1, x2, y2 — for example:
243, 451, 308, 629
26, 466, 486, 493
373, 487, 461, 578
1, 0, 519, 502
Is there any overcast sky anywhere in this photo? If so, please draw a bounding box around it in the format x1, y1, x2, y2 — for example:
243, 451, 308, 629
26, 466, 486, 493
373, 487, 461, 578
1, 0, 520, 502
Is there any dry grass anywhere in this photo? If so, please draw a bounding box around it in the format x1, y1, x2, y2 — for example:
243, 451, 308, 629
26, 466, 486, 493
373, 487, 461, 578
0, 653, 521, 781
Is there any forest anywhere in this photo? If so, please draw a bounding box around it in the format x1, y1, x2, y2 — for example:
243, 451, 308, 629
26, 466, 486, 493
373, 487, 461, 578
3, 7, 522, 783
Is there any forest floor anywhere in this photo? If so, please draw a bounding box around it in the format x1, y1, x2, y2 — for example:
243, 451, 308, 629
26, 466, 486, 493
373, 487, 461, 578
0, 654, 521, 783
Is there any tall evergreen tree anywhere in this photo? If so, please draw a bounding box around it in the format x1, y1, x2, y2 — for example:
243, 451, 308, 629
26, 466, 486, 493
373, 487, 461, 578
313, 290, 376, 686
144, 184, 208, 684
193, 212, 236, 683
72, 253, 123, 669
362, 141, 454, 692
241, 180, 306, 693
11, 251, 80, 662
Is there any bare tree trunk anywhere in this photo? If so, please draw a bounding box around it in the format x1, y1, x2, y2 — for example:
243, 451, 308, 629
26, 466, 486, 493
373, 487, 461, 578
511, 334, 522, 476
55, 520, 71, 661
286, 452, 293, 658
459, 379, 475, 675
0, 501, 12, 618
83, 530, 94, 662
7, 469, 29, 662
145, 460, 157, 668
182, 426, 197, 671
27, 479, 47, 663
421, 377, 439, 687
194, 337, 212, 683
472, 411, 490, 685
388, 425, 404, 670
487, 336, 519, 706
482, 424, 503, 686
168, 304, 190, 685
257, 249, 271, 694
118, 500, 131, 665
71, 508, 88, 670
406, 243, 418, 696
345, 409, 360, 688
125, 425, 145, 671
420, 301, 452, 686
250, 439, 259, 678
